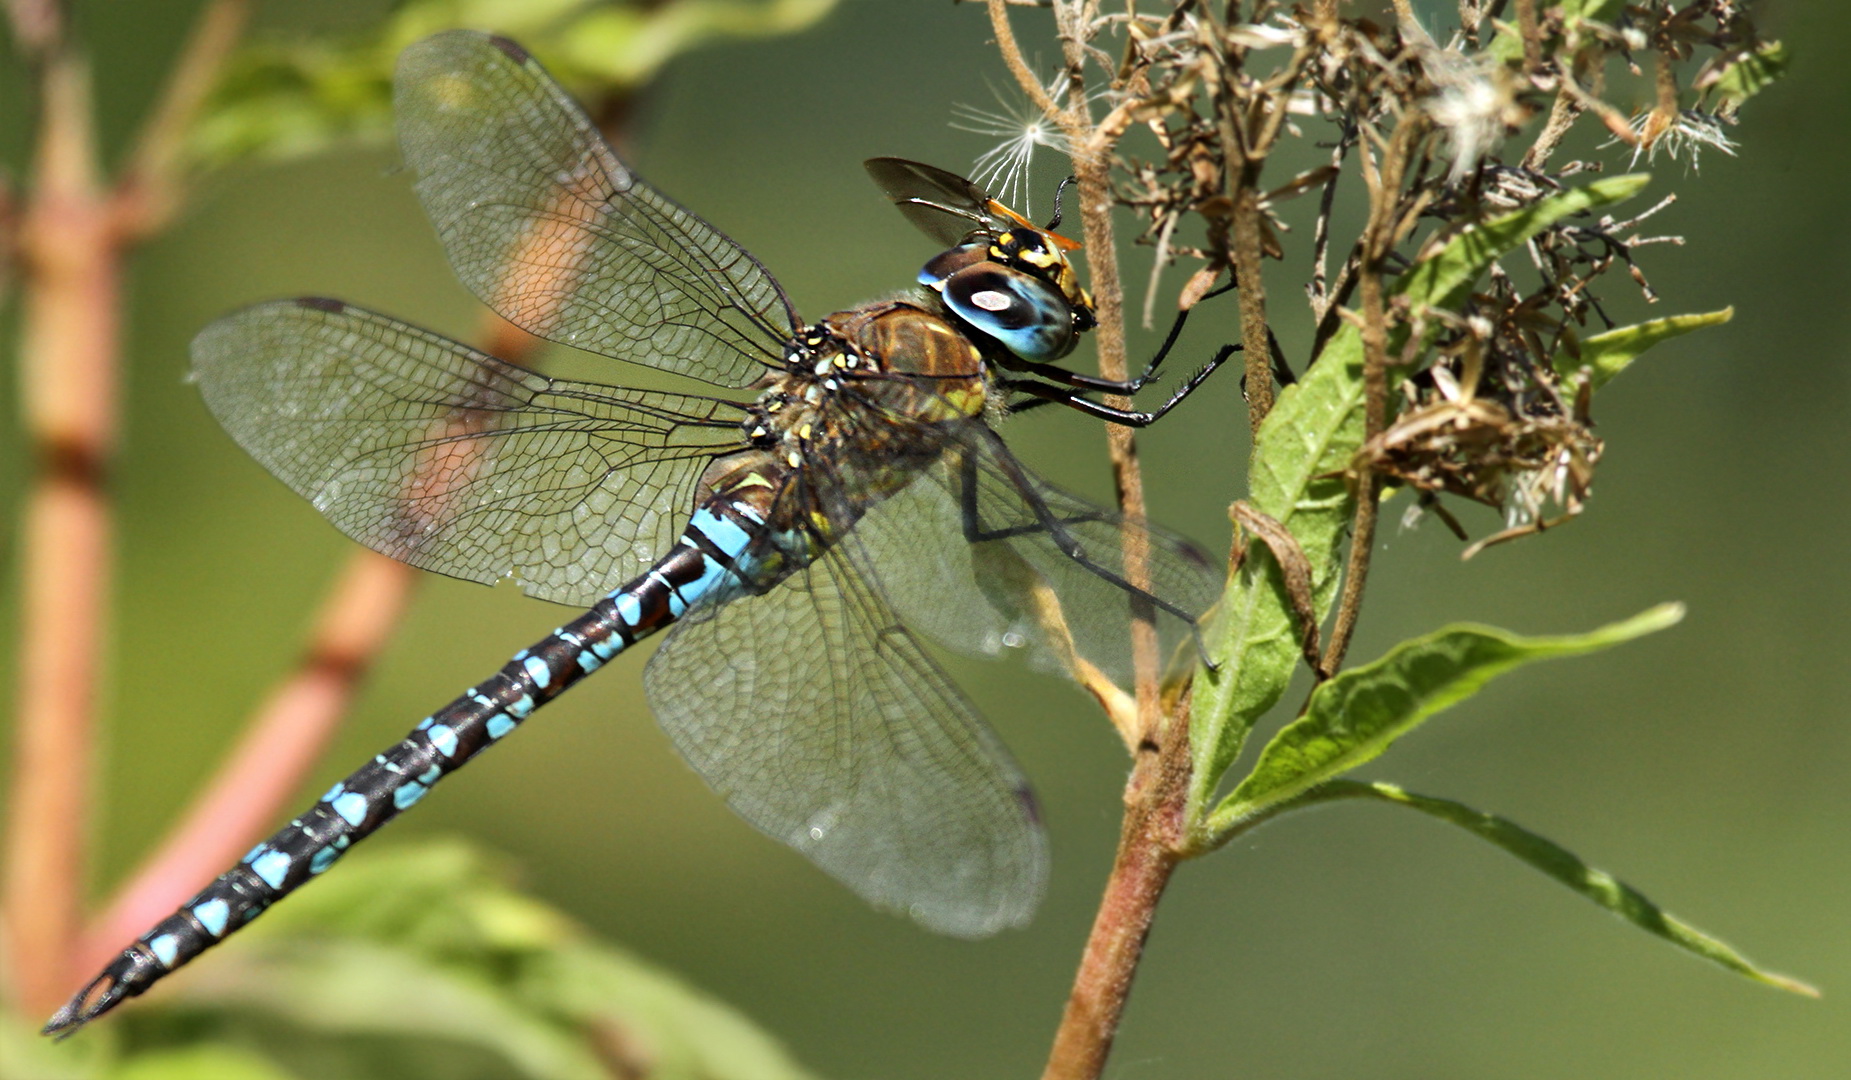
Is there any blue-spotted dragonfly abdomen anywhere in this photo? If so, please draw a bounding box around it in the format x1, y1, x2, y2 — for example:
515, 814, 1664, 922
46, 30, 1218, 1034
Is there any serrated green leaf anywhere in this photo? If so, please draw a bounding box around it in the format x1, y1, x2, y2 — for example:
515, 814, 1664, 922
1209, 604, 1682, 833
1710, 40, 1789, 106
1301, 780, 1818, 996
106, 1046, 301, 1080
1552, 308, 1732, 395
1187, 176, 1653, 832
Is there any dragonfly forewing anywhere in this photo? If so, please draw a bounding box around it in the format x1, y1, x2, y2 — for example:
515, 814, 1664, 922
394, 31, 797, 388
191, 298, 748, 606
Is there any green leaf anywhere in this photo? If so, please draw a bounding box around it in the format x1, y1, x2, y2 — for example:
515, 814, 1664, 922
147, 842, 820, 1080
1303, 780, 1818, 996
1708, 40, 1790, 106
107, 1046, 301, 1080
185, 0, 841, 169
0, 1012, 110, 1080
1552, 308, 1732, 395
1209, 604, 1682, 833
1489, 0, 1628, 63
1187, 175, 1653, 831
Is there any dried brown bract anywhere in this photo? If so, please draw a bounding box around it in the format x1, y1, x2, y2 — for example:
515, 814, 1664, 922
984, 0, 1773, 552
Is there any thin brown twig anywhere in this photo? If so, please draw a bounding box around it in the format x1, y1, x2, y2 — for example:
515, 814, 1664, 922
985, 5, 1183, 1078
1321, 116, 1425, 676
111, 0, 250, 240
1522, 86, 1582, 170
1515, 0, 1541, 74
991, 0, 1162, 728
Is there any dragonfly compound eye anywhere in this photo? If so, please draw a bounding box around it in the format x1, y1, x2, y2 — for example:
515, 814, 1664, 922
940, 264, 1078, 362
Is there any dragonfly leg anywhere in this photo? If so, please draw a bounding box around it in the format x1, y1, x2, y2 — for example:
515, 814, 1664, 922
1001, 343, 1239, 427
956, 439, 1198, 627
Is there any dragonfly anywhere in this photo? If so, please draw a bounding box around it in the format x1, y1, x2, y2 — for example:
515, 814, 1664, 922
47, 29, 1223, 1034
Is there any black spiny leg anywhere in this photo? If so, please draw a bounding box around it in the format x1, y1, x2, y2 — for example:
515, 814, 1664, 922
957, 433, 1201, 629
1002, 344, 1240, 427
1002, 283, 1252, 427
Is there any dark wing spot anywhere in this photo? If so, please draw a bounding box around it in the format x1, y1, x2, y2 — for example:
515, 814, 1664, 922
295, 297, 346, 313
488, 35, 530, 63
1015, 784, 1042, 827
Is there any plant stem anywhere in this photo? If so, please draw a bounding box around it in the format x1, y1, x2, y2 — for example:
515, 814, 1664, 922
3, 47, 118, 1018
1041, 698, 1192, 1080
77, 311, 540, 975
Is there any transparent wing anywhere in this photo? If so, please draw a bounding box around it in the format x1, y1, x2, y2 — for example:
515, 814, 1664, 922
864, 157, 997, 248
395, 31, 797, 388
856, 422, 1220, 687
192, 299, 746, 607
643, 532, 1048, 938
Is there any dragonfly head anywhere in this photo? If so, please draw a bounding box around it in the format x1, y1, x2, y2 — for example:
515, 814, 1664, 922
918, 230, 1096, 365
989, 225, 1094, 320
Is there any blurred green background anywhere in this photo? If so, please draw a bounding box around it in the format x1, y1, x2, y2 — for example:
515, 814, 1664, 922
2, 1, 1846, 1077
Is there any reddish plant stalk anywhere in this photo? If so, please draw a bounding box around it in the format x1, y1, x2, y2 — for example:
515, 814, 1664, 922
1041, 703, 1192, 1080
79, 552, 416, 973
77, 313, 538, 981
3, 51, 121, 1017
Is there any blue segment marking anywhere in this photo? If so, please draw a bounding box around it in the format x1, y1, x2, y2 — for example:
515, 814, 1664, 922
251, 850, 291, 890
689, 507, 753, 558
427, 723, 459, 759
577, 650, 603, 674
507, 694, 534, 719
241, 843, 267, 865
418, 765, 440, 785
614, 592, 643, 627
149, 934, 180, 968
320, 782, 345, 803
192, 898, 230, 937
522, 654, 552, 688
393, 782, 428, 810
486, 713, 516, 739
309, 846, 339, 874
332, 792, 368, 827
667, 555, 736, 617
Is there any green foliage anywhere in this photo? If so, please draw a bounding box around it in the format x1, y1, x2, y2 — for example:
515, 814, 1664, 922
1489, 0, 1629, 64
1188, 173, 1651, 820
1172, 169, 1788, 994
1552, 308, 1733, 396
1209, 605, 1684, 833
11, 843, 818, 1080
1301, 781, 1816, 995
1707, 40, 1790, 107
186, 0, 840, 168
